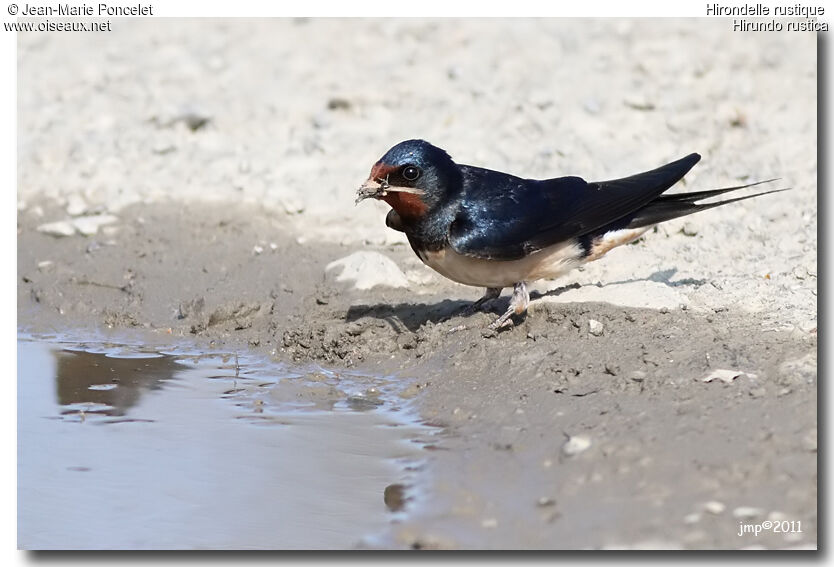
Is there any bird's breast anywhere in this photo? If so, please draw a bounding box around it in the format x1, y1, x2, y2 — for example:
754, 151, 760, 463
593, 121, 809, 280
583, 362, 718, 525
418, 240, 586, 288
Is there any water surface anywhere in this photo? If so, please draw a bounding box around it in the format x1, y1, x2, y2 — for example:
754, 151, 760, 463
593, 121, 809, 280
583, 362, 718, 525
18, 337, 433, 550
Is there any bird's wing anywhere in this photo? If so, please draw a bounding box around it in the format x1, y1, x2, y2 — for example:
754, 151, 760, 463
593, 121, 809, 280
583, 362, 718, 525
448, 153, 701, 260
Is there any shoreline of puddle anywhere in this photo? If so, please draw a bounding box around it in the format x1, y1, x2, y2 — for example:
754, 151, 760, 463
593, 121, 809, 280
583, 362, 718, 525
18, 332, 439, 550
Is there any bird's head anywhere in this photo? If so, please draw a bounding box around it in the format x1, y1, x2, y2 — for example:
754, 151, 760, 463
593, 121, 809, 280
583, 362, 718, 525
356, 139, 462, 221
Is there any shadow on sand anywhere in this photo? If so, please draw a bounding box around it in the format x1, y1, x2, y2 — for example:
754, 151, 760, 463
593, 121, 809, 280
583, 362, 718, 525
345, 268, 704, 333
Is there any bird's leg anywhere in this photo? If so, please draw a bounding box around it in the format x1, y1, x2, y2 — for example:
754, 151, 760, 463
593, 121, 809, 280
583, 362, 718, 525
460, 287, 503, 316
489, 282, 529, 330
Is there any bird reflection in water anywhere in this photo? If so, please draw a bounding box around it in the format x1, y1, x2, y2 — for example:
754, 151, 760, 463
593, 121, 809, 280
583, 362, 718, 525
53, 349, 185, 419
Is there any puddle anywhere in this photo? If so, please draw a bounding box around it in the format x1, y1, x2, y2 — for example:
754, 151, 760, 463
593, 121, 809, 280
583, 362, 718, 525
18, 336, 436, 550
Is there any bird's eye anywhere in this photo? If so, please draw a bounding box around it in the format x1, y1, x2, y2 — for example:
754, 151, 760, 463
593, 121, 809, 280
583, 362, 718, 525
402, 165, 421, 181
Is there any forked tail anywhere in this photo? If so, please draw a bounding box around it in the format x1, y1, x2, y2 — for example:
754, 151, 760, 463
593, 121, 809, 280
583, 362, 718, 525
624, 179, 789, 229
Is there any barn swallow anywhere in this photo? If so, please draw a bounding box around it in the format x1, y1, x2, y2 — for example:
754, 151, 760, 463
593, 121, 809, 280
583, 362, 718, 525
356, 139, 783, 329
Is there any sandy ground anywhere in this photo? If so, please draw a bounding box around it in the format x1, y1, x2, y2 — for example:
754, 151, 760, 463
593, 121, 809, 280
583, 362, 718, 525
17, 19, 817, 549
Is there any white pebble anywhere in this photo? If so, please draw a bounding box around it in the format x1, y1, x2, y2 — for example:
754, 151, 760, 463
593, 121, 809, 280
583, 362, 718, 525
72, 214, 118, 236
733, 506, 764, 519
702, 369, 743, 383
588, 319, 604, 336
629, 370, 647, 382
624, 95, 655, 110
325, 251, 409, 290
481, 518, 498, 528
36, 221, 76, 237
561, 434, 591, 456
702, 501, 726, 514
683, 512, 702, 525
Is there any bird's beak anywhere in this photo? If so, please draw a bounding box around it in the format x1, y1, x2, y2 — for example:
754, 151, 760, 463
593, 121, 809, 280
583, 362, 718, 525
355, 178, 389, 204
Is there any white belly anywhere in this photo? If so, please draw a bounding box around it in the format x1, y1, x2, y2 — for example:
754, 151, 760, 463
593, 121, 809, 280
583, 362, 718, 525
419, 241, 585, 288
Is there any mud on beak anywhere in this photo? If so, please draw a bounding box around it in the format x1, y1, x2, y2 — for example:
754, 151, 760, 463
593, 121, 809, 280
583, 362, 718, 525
355, 178, 389, 204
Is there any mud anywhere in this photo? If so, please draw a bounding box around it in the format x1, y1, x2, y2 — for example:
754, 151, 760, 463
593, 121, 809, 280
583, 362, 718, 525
17, 200, 817, 549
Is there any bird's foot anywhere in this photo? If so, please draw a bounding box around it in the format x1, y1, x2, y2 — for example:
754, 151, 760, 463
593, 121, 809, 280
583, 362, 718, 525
488, 282, 529, 330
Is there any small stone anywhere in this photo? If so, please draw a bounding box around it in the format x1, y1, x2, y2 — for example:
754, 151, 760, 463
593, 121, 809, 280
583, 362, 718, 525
628, 370, 647, 382
702, 369, 743, 384
383, 483, 407, 512
683, 512, 702, 525
481, 518, 498, 529
327, 97, 351, 111
733, 506, 764, 519
253, 245, 264, 255
702, 501, 726, 515
36, 220, 76, 237
624, 95, 655, 111
680, 222, 698, 237
325, 251, 409, 290
37, 260, 54, 271
561, 434, 591, 456
588, 319, 604, 336
178, 110, 211, 131
537, 497, 556, 507
72, 214, 118, 236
